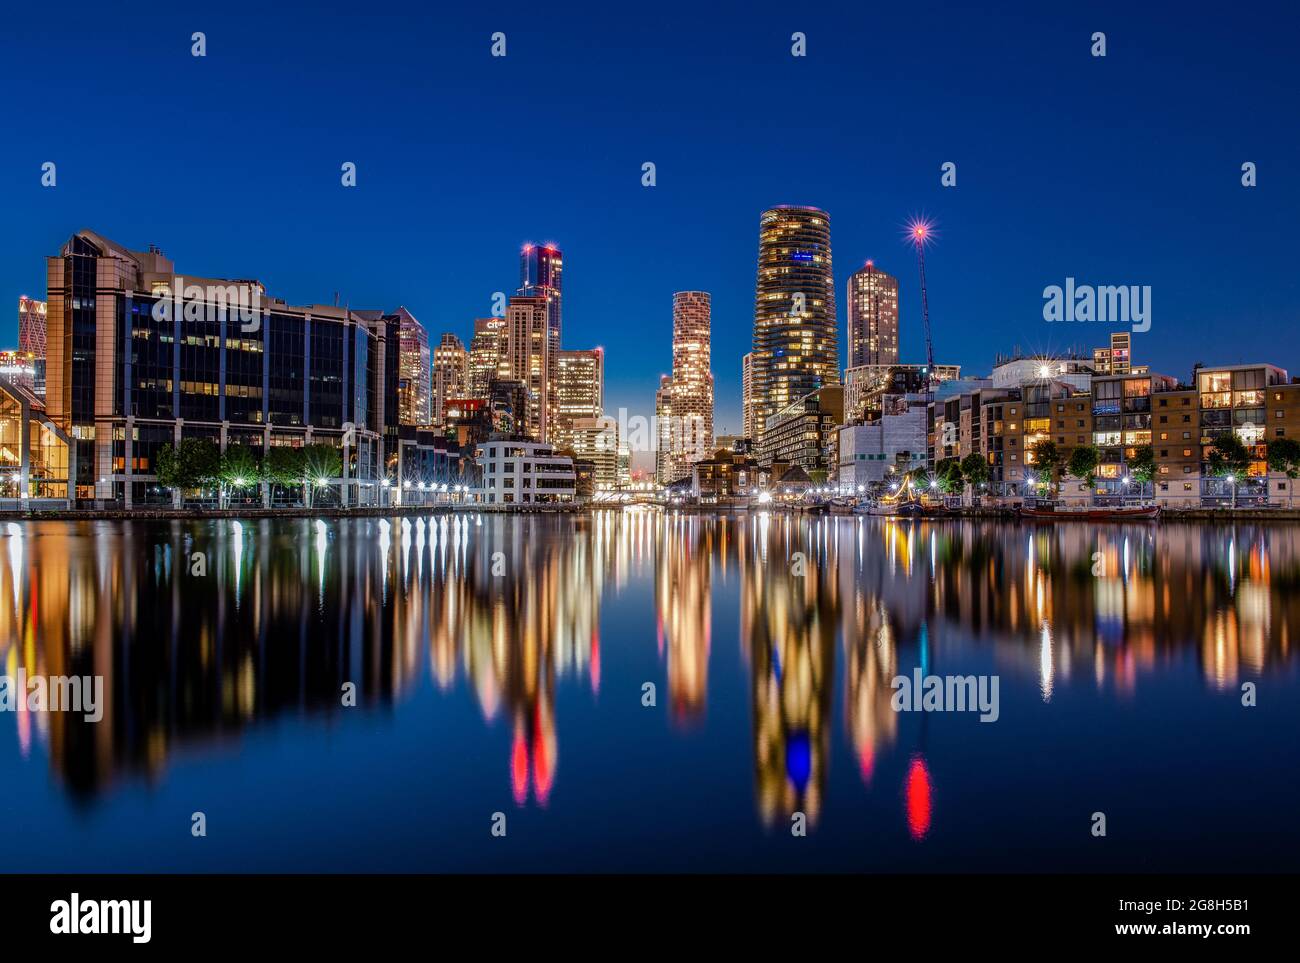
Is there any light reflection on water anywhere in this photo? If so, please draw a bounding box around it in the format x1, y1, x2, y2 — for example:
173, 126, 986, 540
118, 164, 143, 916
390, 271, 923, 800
1, 511, 1297, 872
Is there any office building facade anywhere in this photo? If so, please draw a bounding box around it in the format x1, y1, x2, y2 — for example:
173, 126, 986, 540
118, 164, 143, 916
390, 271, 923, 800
552, 348, 604, 453
468, 316, 508, 399
432, 332, 468, 425
395, 307, 432, 424
475, 439, 576, 504
45, 230, 385, 505
504, 295, 552, 441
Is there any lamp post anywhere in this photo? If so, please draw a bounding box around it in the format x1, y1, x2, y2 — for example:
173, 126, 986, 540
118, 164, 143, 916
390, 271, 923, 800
1228, 473, 1237, 510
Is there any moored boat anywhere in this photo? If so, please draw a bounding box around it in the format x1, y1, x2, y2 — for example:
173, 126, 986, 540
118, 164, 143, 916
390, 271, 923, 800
1018, 504, 1160, 521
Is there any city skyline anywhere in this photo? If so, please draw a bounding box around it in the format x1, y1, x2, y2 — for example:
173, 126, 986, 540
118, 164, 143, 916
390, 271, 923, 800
3, 3, 1296, 439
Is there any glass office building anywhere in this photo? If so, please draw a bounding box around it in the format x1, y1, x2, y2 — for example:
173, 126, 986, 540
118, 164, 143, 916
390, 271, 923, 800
45, 230, 386, 506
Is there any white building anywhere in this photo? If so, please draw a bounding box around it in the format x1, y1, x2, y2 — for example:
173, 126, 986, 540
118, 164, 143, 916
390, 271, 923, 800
991, 357, 1093, 393
837, 402, 929, 492
475, 440, 576, 505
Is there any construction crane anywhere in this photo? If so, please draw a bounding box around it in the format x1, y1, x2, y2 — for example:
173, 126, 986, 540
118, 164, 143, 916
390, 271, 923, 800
907, 218, 937, 391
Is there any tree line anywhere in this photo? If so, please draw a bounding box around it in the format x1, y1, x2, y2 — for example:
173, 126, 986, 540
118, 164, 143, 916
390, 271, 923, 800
915, 435, 1300, 504
153, 439, 344, 508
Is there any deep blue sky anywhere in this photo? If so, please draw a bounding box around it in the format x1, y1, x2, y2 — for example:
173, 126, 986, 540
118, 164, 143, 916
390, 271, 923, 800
2, 0, 1297, 435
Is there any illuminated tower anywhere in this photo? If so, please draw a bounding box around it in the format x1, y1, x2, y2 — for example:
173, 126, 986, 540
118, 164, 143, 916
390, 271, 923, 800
431, 332, 468, 425
654, 374, 676, 485
847, 261, 899, 367
742, 351, 754, 439
518, 242, 563, 360
395, 307, 432, 424
670, 291, 714, 465
468, 317, 509, 399
751, 206, 837, 445
553, 348, 604, 452
504, 295, 551, 440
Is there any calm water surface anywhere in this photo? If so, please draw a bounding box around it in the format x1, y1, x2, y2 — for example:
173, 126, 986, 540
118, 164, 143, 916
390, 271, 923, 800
1, 511, 1297, 872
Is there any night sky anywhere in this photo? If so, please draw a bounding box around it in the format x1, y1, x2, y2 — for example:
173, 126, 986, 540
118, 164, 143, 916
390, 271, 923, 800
2, 0, 1296, 437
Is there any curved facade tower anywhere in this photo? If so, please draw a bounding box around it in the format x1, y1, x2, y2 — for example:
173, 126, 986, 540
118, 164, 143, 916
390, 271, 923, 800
655, 291, 715, 485
751, 206, 838, 443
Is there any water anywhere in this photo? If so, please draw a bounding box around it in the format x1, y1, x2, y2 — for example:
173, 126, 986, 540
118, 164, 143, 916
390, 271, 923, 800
1, 511, 1296, 872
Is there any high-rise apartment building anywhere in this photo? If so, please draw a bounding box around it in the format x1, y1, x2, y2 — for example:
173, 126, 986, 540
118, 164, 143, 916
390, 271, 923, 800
751, 206, 838, 445
654, 293, 714, 485
393, 307, 431, 424
552, 348, 603, 453
431, 332, 468, 425
468, 317, 509, 399
670, 290, 713, 456
846, 261, 899, 367
742, 351, 754, 439
504, 295, 552, 441
18, 295, 47, 396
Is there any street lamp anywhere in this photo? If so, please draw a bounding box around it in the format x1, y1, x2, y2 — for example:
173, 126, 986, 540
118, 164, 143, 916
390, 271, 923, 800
1228, 473, 1237, 510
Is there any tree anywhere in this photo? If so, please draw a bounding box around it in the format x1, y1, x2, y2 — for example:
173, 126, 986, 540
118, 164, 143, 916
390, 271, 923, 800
1028, 440, 1061, 499
935, 457, 964, 496
904, 466, 931, 491
1128, 444, 1155, 483
1207, 433, 1250, 476
263, 446, 306, 505
1066, 444, 1100, 489
1207, 433, 1251, 508
1267, 437, 1300, 507
153, 438, 220, 508
1127, 444, 1155, 504
960, 452, 991, 500
219, 445, 260, 509
301, 444, 343, 508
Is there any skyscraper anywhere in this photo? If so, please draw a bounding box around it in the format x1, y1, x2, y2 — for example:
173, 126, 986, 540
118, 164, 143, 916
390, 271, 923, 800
518, 242, 563, 358
655, 292, 715, 485
394, 307, 432, 424
17, 295, 46, 396
847, 261, 899, 368
742, 351, 754, 439
552, 348, 604, 452
432, 332, 468, 425
654, 374, 676, 486
751, 206, 838, 445
467, 317, 509, 399
672, 291, 714, 462
504, 295, 552, 441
